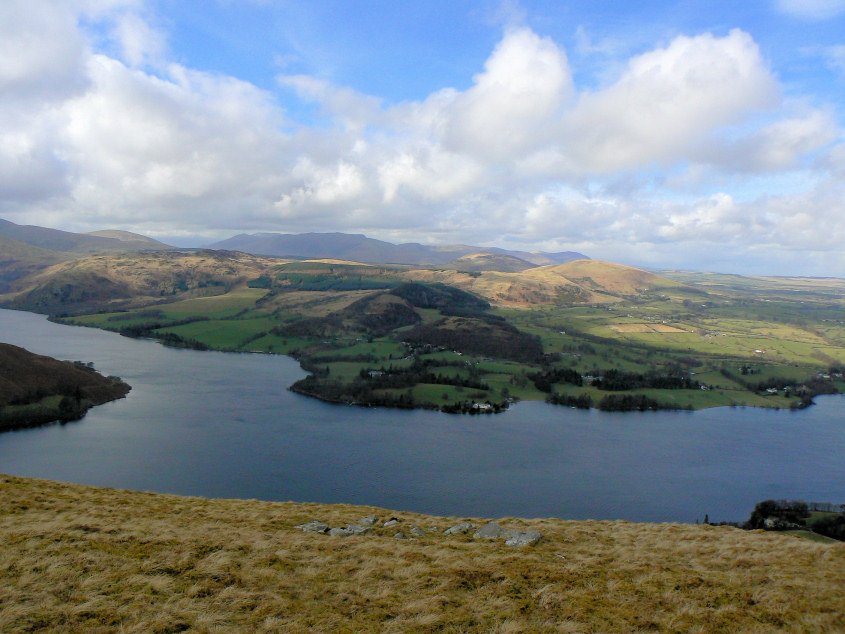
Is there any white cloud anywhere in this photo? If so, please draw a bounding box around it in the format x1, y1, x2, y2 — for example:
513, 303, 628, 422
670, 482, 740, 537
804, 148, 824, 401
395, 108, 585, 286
822, 45, 845, 75
561, 30, 779, 172
0, 1, 89, 102
776, 0, 845, 20
441, 28, 572, 161
112, 10, 167, 68
1, 4, 843, 274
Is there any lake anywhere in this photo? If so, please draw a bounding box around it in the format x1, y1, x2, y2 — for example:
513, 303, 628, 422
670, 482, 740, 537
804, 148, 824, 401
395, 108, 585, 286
1, 308, 843, 523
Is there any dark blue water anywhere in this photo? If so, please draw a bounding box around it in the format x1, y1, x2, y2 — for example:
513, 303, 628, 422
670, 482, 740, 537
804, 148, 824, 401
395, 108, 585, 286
1, 308, 843, 523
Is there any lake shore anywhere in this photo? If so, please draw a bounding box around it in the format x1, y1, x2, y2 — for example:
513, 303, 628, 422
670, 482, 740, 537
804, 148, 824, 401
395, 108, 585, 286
1, 474, 843, 632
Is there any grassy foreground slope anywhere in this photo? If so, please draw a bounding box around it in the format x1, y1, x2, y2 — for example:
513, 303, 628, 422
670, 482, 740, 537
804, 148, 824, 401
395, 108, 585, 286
1, 475, 843, 633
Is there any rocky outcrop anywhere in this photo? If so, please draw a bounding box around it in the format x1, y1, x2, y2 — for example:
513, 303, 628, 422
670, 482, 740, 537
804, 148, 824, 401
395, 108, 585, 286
443, 521, 475, 535
295, 517, 543, 547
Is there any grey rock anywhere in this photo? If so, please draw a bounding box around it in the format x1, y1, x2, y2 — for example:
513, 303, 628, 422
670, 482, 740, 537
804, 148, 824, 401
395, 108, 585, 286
763, 517, 802, 530
408, 525, 427, 537
504, 530, 542, 547
394, 531, 409, 539
346, 524, 371, 535
473, 521, 504, 539
295, 520, 329, 534
328, 526, 353, 537
358, 515, 379, 526
444, 521, 475, 536
383, 519, 399, 527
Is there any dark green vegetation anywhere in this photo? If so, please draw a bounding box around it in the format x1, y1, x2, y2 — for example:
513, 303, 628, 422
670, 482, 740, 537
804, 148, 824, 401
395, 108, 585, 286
2, 220, 844, 414
743, 499, 845, 543
0, 343, 130, 431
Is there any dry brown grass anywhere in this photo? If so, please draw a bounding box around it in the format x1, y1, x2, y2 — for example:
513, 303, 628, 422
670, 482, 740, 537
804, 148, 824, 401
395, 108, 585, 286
401, 260, 686, 307
1, 475, 843, 633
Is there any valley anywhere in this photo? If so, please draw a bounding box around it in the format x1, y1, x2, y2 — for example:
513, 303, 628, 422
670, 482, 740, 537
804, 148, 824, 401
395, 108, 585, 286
2, 222, 843, 414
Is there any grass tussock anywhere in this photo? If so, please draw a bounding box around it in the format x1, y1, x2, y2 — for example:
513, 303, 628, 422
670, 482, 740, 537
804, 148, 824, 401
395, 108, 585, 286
1, 474, 843, 633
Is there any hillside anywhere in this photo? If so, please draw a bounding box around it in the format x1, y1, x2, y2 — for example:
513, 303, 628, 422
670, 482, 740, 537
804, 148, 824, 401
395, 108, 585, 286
0, 219, 176, 292
0, 475, 841, 632
530, 259, 686, 295
1, 250, 278, 314
443, 251, 537, 273
5, 248, 844, 414
403, 259, 687, 306
211, 231, 441, 264
0, 218, 172, 255
209, 231, 589, 266
0, 235, 66, 290
0, 344, 130, 430
85, 229, 173, 250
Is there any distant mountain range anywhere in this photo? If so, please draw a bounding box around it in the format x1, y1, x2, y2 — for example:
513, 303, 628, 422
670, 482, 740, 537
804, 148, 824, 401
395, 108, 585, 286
0, 219, 172, 254
208, 232, 587, 267
0, 218, 175, 290
0, 218, 589, 292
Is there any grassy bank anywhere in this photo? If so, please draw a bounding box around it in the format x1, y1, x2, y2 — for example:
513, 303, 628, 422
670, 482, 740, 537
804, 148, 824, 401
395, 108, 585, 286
1, 475, 843, 632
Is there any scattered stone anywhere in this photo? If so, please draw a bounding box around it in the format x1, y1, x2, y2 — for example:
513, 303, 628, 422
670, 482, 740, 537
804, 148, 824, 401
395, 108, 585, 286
444, 521, 475, 536
346, 524, 371, 535
383, 519, 399, 528
393, 531, 408, 539
328, 526, 353, 537
473, 521, 505, 539
295, 520, 329, 534
504, 530, 543, 547
408, 525, 427, 537
358, 515, 379, 526
763, 517, 802, 530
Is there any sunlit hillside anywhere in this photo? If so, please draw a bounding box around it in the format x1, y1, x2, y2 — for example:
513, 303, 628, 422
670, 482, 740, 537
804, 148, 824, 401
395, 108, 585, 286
1, 475, 842, 632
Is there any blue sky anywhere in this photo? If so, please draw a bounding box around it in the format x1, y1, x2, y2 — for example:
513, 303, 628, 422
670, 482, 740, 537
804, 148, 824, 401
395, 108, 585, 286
2, 0, 845, 274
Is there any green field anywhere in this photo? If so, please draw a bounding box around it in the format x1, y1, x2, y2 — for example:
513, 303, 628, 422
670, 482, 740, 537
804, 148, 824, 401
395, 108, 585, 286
55, 266, 845, 414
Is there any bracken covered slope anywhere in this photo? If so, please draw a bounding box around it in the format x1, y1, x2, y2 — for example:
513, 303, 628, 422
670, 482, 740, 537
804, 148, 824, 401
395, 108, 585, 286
0, 475, 842, 632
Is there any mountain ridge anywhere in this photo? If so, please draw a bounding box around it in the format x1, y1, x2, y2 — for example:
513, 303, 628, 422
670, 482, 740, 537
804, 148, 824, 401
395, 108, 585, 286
209, 231, 588, 266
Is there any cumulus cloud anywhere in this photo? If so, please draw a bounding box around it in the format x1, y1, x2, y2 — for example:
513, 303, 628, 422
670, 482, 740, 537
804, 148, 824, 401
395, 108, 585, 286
0, 2, 89, 103
1, 2, 843, 274
561, 30, 779, 172
440, 28, 573, 160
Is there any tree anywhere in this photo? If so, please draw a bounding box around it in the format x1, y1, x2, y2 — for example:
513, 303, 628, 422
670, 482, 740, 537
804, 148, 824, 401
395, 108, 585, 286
58, 396, 82, 422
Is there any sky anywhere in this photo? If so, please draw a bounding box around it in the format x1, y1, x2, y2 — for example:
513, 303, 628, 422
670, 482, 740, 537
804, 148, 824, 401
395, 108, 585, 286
2, 1, 845, 275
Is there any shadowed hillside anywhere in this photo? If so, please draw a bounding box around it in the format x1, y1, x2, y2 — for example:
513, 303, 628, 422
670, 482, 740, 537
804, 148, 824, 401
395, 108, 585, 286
0, 236, 65, 291
0, 475, 842, 632
0, 218, 172, 255
0, 344, 130, 430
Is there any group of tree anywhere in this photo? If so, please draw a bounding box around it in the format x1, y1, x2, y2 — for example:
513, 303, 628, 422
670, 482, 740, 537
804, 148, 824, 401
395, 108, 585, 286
357, 365, 490, 391
546, 392, 593, 409
590, 368, 701, 391
595, 393, 684, 412
529, 367, 583, 392
403, 318, 543, 364
743, 499, 845, 542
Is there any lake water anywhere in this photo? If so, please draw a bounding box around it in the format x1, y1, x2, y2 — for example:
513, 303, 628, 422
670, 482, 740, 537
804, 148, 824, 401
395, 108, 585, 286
1, 308, 843, 523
